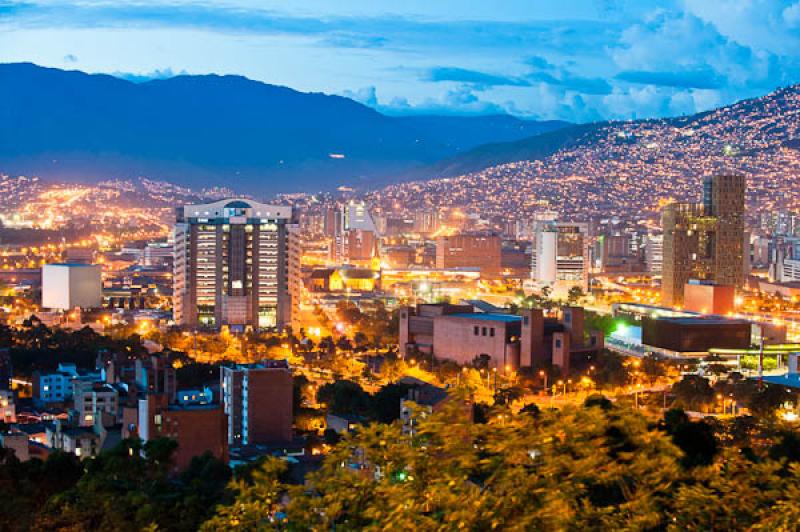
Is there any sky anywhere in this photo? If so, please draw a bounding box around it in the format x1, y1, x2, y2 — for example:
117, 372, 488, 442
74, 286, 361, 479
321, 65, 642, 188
1, 0, 800, 122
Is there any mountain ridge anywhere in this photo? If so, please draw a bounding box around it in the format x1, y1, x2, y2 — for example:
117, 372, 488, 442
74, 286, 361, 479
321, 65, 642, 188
0, 62, 568, 193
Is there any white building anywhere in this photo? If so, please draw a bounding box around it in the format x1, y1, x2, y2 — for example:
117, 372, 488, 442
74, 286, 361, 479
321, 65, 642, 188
531, 221, 589, 292
72, 381, 119, 427
644, 233, 664, 274
41, 263, 102, 310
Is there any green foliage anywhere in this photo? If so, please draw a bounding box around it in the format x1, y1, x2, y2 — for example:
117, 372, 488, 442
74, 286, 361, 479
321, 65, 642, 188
208, 400, 800, 530
33, 438, 231, 531
7, 322, 146, 376
660, 408, 719, 468
317, 380, 414, 424
672, 375, 715, 411
316, 379, 372, 417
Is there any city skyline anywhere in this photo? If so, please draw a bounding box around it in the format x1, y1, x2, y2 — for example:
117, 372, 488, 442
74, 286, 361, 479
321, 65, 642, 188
2, 1, 800, 121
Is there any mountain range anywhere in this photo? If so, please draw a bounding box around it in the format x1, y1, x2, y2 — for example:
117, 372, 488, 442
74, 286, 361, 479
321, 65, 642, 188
0, 63, 567, 194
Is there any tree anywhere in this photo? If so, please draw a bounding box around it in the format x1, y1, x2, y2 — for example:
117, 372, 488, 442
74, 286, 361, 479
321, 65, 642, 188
672, 375, 715, 411
370, 382, 413, 423
211, 399, 689, 530
36, 438, 230, 531
567, 286, 584, 305
316, 380, 371, 417
659, 408, 718, 468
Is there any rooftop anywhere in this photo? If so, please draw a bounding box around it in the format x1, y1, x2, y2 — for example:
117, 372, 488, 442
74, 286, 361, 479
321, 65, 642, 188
656, 317, 750, 326
445, 313, 521, 323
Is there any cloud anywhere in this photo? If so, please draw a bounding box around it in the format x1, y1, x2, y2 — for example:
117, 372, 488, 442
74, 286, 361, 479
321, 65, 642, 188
372, 85, 508, 116
522, 55, 613, 95
2, 1, 800, 122
113, 67, 186, 83
784, 2, 800, 28
63, 53, 78, 63
615, 68, 726, 89
424, 67, 529, 88
322, 33, 387, 49
341, 86, 378, 107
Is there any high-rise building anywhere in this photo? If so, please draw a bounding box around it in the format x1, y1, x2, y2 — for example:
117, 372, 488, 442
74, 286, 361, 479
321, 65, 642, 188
435, 233, 502, 277
644, 233, 664, 274
331, 200, 379, 264
662, 175, 745, 306
221, 361, 293, 447
173, 199, 299, 330
531, 222, 589, 291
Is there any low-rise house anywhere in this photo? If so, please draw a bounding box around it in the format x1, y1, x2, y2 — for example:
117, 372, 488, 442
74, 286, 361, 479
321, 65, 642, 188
46, 418, 107, 459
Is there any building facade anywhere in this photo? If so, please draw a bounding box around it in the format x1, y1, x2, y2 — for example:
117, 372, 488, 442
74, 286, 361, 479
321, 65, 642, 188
173, 199, 299, 330
221, 361, 293, 447
435, 234, 502, 278
41, 263, 102, 310
662, 175, 746, 306
531, 222, 589, 291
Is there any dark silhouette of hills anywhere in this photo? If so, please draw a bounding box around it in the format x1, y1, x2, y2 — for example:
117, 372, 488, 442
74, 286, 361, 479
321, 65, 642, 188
0, 63, 568, 193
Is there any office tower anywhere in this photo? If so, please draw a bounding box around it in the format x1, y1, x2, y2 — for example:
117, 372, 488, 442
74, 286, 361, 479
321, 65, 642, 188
332, 200, 379, 264
221, 361, 293, 447
662, 175, 745, 306
531, 221, 589, 291
644, 233, 664, 274
435, 233, 502, 277
173, 199, 299, 330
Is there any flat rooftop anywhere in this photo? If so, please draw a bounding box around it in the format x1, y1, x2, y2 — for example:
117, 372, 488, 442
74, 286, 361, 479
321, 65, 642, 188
657, 317, 750, 326
446, 313, 521, 323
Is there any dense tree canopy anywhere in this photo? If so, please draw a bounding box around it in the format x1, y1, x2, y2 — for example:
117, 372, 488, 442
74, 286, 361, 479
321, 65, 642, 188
208, 396, 800, 530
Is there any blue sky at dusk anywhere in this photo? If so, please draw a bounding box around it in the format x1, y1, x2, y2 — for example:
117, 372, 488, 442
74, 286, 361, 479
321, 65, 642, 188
2, 0, 800, 121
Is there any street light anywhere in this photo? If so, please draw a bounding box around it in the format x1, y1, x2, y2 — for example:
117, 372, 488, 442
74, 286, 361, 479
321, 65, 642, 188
539, 370, 548, 392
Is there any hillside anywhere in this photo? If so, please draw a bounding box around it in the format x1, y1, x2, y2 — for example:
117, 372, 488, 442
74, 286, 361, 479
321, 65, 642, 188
0, 63, 567, 194
372, 84, 800, 221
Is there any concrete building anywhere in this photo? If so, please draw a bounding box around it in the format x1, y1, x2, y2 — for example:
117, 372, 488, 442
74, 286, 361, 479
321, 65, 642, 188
41, 263, 102, 310
46, 418, 107, 459
399, 304, 603, 375
769, 236, 800, 282
32, 364, 104, 406
644, 233, 664, 274
221, 360, 293, 447
531, 222, 589, 292
173, 199, 300, 330
662, 175, 745, 307
641, 316, 751, 353
135, 393, 228, 473
72, 381, 119, 427
435, 234, 502, 278
331, 200, 379, 265
683, 281, 736, 316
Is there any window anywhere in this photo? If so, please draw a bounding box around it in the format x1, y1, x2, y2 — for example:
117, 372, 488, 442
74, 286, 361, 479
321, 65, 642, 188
490, 328, 495, 337
555, 339, 562, 348
523, 316, 529, 326
474, 326, 479, 336
482, 327, 487, 336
